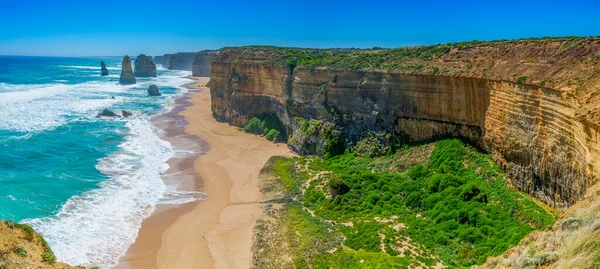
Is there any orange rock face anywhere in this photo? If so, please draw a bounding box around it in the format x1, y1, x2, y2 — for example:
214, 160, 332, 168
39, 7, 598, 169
209, 48, 600, 208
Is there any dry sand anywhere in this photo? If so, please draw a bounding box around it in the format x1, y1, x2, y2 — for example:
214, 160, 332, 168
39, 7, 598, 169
118, 77, 292, 269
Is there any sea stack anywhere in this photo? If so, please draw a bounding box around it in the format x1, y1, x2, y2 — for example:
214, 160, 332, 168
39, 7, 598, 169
119, 55, 136, 85
100, 61, 109, 76
134, 54, 157, 77
147, 84, 161, 96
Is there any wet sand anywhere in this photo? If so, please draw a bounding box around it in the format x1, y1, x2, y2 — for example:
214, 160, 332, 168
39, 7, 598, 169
118, 77, 293, 269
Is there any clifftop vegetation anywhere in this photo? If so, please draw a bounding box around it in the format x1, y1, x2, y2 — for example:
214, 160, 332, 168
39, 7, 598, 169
253, 139, 554, 268
0, 221, 75, 269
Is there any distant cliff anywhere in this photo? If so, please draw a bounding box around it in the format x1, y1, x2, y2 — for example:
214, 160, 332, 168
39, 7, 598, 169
162, 54, 171, 68
153, 56, 163, 66
192, 50, 217, 77
209, 38, 600, 208
164, 52, 196, 70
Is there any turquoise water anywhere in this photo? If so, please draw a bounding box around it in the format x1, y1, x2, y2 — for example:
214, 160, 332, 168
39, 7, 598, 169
0, 56, 194, 267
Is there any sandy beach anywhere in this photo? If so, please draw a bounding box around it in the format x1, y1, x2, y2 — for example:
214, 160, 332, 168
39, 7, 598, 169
118, 77, 292, 269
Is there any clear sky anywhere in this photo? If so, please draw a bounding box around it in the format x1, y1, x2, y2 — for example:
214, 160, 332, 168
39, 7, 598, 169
1, 0, 599, 56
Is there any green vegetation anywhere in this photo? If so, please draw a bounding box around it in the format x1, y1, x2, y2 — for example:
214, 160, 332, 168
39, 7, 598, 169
289, 117, 345, 158
516, 76, 528, 84
258, 139, 554, 268
240, 113, 286, 142
41, 252, 56, 264
244, 36, 599, 72
13, 246, 27, 258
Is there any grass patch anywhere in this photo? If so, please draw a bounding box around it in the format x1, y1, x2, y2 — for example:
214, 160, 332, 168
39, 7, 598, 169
259, 139, 554, 268
240, 113, 285, 142
13, 246, 27, 258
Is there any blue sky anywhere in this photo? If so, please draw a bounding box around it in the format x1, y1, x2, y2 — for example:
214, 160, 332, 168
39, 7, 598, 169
0, 0, 598, 56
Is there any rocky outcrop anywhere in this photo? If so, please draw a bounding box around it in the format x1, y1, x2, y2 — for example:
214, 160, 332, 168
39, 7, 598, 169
162, 54, 171, 68
153, 56, 163, 66
210, 46, 600, 208
100, 61, 109, 76
122, 110, 133, 117
134, 54, 157, 77
192, 50, 217, 77
165, 52, 196, 70
96, 109, 119, 118
119, 55, 136, 85
147, 85, 161, 96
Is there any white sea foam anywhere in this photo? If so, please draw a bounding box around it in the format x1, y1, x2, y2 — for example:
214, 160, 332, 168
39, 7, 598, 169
0, 70, 191, 133
24, 117, 173, 268
17, 70, 198, 268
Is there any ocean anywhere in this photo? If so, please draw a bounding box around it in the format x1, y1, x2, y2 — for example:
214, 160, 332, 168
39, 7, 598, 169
0, 55, 199, 267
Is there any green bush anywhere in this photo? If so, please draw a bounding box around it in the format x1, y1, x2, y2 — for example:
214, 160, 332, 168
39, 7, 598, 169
240, 114, 285, 142
13, 246, 27, 257
268, 139, 555, 267
516, 76, 528, 84
41, 252, 56, 264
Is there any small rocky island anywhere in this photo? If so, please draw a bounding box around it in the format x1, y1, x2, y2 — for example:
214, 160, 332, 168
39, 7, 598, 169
147, 85, 161, 96
100, 61, 109, 76
119, 55, 136, 85
134, 54, 157, 77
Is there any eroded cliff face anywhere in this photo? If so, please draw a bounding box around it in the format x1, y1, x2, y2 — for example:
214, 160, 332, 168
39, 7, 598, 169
162, 54, 171, 68
153, 56, 163, 66
192, 50, 217, 77
166, 52, 196, 70
209, 48, 600, 208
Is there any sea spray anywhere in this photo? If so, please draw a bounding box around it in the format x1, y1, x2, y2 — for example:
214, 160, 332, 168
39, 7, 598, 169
0, 56, 201, 267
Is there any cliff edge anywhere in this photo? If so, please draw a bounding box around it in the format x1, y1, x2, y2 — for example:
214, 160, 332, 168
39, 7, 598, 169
209, 37, 600, 208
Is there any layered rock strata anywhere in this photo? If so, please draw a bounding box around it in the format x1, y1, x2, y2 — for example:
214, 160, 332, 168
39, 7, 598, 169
165, 52, 196, 70
119, 55, 136, 85
134, 54, 157, 77
192, 50, 217, 77
209, 47, 600, 208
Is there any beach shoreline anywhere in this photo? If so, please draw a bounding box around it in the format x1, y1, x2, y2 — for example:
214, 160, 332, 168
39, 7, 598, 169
117, 77, 293, 269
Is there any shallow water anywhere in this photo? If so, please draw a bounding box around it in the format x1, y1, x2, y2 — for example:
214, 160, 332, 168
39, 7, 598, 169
0, 55, 200, 267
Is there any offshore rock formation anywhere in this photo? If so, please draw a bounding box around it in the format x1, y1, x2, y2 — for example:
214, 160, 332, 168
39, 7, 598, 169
165, 52, 196, 70
192, 50, 217, 77
100, 61, 109, 76
147, 84, 161, 96
133, 54, 157, 77
209, 44, 600, 208
119, 55, 136, 85
96, 108, 120, 118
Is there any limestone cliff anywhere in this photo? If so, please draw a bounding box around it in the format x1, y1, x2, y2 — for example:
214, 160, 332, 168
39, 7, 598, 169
192, 50, 217, 77
162, 54, 171, 68
133, 54, 157, 77
153, 55, 163, 66
209, 41, 600, 208
166, 52, 196, 70
119, 55, 136, 85
100, 61, 109, 76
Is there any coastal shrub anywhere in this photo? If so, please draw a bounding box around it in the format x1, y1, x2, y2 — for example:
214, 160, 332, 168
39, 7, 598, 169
41, 252, 56, 264
13, 246, 27, 257
267, 139, 554, 267
516, 76, 528, 84
240, 113, 285, 142
353, 134, 386, 157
